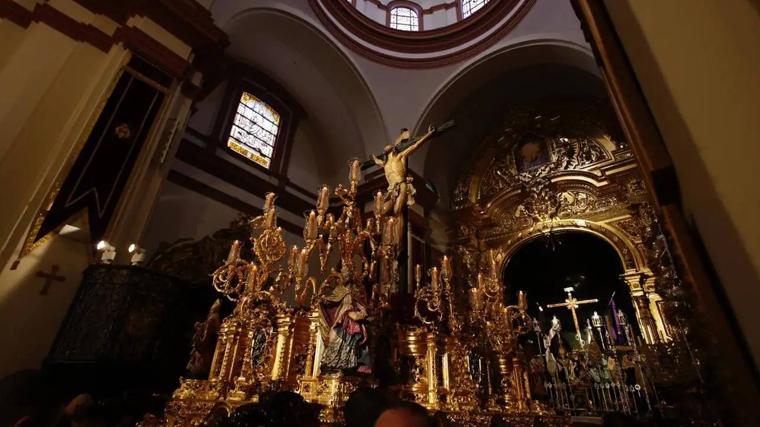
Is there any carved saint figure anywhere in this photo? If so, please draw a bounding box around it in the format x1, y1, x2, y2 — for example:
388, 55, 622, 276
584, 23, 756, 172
318, 278, 371, 374
186, 299, 222, 377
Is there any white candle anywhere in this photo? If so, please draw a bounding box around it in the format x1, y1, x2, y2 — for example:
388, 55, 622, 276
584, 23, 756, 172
318, 185, 329, 211
227, 240, 241, 263
350, 159, 361, 182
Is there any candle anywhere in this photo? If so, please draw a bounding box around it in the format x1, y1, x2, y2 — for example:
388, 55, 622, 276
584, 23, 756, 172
518, 290, 527, 311
374, 191, 383, 215
298, 248, 309, 276
415, 264, 422, 284
227, 240, 241, 263
263, 192, 275, 212
246, 263, 258, 289
350, 159, 362, 182
442, 255, 451, 278
477, 272, 484, 290
318, 185, 329, 211
431, 267, 440, 294
288, 245, 298, 268
306, 210, 318, 239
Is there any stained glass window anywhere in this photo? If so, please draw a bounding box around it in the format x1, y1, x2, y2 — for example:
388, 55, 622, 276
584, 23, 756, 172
390, 6, 419, 31
462, 0, 488, 18
227, 91, 280, 168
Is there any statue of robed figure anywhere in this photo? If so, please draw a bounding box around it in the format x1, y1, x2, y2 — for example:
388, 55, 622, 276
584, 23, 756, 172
318, 273, 371, 374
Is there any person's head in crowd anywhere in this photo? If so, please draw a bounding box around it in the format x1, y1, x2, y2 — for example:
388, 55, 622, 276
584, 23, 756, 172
344, 387, 390, 427
226, 403, 266, 427
374, 401, 433, 427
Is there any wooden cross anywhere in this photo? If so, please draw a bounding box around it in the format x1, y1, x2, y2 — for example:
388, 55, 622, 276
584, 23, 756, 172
547, 288, 598, 346
36, 265, 66, 296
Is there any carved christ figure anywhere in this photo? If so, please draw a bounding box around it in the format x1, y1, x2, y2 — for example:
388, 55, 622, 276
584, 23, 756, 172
370, 121, 453, 215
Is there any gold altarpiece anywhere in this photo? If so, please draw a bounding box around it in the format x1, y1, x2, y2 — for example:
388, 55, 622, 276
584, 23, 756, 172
449, 105, 673, 345
154, 106, 711, 425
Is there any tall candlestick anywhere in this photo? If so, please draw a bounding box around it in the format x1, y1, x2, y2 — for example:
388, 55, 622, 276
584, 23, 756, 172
227, 240, 241, 263
318, 186, 329, 211
350, 159, 361, 182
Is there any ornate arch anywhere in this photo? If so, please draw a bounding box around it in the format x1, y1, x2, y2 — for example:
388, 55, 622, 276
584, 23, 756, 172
451, 103, 671, 342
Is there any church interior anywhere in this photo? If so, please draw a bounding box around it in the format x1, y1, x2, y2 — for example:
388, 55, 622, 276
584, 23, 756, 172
0, 0, 758, 426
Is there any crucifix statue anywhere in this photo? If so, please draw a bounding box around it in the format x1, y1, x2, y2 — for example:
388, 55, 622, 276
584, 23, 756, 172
365, 121, 454, 216
36, 264, 66, 295
546, 287, 598, 347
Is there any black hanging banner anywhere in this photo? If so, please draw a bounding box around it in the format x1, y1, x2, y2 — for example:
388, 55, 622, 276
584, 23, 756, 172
36, 59, 168, 243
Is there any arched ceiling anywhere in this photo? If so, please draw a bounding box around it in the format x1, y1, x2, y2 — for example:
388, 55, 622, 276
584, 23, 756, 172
205, 0, 602, 193
220, 4, 386, 185
414, 42, 607, 207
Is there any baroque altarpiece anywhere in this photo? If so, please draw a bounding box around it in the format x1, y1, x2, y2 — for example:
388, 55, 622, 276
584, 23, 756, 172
156, 105, 715, 425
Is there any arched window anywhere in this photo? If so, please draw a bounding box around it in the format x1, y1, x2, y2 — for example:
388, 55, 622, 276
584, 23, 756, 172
227, 91, 281, 168
462, 0, 488, 18
389, 6, 420, 31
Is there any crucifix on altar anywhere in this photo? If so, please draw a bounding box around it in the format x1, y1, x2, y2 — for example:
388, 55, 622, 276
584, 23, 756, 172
547, 287, 598, 347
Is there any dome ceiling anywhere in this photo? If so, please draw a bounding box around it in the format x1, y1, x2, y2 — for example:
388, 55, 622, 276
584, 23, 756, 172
309, 0, 536, 68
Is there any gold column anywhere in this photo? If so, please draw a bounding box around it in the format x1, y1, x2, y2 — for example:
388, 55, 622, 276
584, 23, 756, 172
642, 276, 671, 341
425, 330, 439, 410
621, 272, 659, 344
271, 313, 295, 381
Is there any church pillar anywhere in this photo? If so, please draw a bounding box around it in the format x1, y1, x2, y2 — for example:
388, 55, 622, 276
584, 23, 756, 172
621, 271, 660, 344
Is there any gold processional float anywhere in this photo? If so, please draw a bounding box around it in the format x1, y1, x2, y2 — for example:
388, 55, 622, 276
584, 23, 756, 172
158, 123, 656, 426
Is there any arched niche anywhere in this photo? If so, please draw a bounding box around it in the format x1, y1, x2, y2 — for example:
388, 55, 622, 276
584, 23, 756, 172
484, 221, 669, 344
500, 230, 637, 347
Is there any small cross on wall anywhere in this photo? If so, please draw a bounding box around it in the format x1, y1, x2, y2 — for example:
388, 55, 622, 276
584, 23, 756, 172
36, 265, 66, 296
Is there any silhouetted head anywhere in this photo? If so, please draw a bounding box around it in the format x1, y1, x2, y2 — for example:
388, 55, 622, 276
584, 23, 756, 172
344, 387, 390, 427
375, 401, 433, 427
